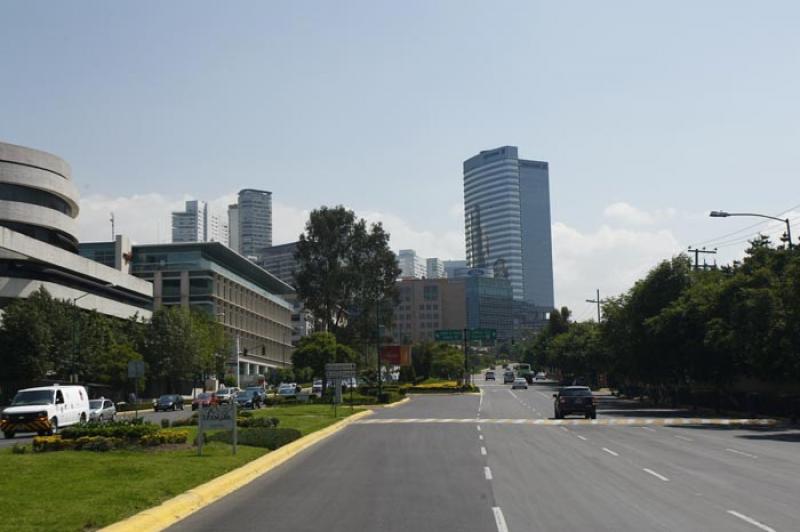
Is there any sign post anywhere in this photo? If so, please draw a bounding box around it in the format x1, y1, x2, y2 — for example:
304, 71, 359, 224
127, 360, 145, 420
197, 403, 237, 456
326, 363, 356, 416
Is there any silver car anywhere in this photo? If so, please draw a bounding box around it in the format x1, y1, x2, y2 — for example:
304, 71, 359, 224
511, 378, 528, 390
88, 398, 116, 422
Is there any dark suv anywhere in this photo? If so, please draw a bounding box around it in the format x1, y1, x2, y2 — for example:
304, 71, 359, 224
553, 386, 596, 419
503, 371, 515, 384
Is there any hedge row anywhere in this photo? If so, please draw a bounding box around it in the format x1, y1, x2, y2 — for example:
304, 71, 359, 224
33, 430, 189, 452
202, 427, 302, 450
61, 420, 158, 440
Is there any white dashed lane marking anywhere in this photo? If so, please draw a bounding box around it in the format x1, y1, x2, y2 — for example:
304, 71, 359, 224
725, 448, 758, 459
492, 507, 509, 532
484, 466, 493, 480
726, 510, 776, 532
643, 468, 670, 482
480, 446, 487, 456
602, 447, 619, 457
576, 434, 588, 441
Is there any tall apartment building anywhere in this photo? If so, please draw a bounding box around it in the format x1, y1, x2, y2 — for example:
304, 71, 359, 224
398, 249, 426, 279
463, 146, 554, 309
171, 200, 228, 246
426, 258, 445, 279
238, 189, 272, 258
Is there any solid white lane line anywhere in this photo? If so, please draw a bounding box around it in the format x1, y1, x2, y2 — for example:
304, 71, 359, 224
674, 435, 693, 442
726, 510, 776, 532
643, 468, 669, 481
726, 448, 758, 459
481, 446, 487, 456
641, 426, 657, 433
492, 507, 509, 532
602, 447, 619, 456
484, 466, 493, 480
576, 434, 588, 441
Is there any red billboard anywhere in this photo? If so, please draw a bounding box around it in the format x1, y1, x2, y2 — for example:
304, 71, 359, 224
380, 345, 411, 366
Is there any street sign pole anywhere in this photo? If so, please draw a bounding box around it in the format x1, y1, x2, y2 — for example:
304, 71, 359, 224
463, 328, 469, 386
232, 400, 237, 455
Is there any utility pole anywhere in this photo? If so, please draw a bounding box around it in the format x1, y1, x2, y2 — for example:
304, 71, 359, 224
376, 301, 382, 398
110, 212, 115, 240
585, 289, 601, 323
463, 328, 469, 386
687, 246, 717, 271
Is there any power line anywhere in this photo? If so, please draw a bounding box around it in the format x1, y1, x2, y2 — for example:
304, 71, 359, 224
687, 247, 717, 270
695, 202, 800, 247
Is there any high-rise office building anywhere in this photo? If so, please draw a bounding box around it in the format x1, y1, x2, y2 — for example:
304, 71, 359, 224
228, 204, 239, 253
172, 200, 206, 243
443, 259, 467, 278
463, 146, 554, 308
238, 189, 272, 258
426, 258, 445, 279
398, 249, 426, 279
172, 200, 228, 246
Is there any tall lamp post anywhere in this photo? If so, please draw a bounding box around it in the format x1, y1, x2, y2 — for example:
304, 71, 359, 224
710, 211, 794, 250
71, 293, 90, 383
215, 312, 240, 389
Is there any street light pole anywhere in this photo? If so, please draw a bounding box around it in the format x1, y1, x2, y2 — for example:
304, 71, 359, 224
585, 289, 601, 323
710, 211, 794, 250
71, 293, 90, 383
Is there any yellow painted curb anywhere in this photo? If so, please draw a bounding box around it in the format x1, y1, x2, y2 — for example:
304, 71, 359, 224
382, 396, 411, 409
100, 409, 373, 532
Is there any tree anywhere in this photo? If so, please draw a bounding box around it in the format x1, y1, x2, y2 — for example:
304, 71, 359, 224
430, 344, 464, 380
291, 332, 357, 380
294, 206, 401, 341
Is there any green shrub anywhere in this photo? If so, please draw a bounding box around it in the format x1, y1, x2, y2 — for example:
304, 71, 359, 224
33, 435, 72, 452
171, 413, 198, 427
161, 418, 171, 429
73, 436, 124, 452
61, 420, 158, 440
205, 427, 301, 449
139, 430, 189, 447
238, 417, 276, 428
11, 443, 26, 454
264, 396, 286, 406
239, 410, 254, 418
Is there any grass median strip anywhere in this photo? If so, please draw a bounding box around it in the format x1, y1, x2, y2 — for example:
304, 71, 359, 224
0, 405, 364, 532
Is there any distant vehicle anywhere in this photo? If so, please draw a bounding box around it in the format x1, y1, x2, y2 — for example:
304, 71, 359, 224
485, 371, 496, 381
88, 398, 116, 422
311, 380, 323, 395
511, 377, 528, 390
503, 371, 515, 384
236, 389, 262, 409
192, 392, 219, 410
533, 372, 547, 382
514, 363, 534, 383
1, 385, 90, 438
154, 394, 184, 412
554, 386, 596, 419
278, 383, 297, 398
216, 389, 236, 404
245, 386, 267, 402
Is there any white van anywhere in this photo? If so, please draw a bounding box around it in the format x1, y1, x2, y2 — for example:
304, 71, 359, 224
0, 385, 90, 438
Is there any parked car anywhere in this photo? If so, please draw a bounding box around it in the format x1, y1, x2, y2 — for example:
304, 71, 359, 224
191, 392, 219, 410
216, 389, 236, 404
1, 385, 90, 438
154, 394, 184, 411
88, 398, 116, 422
553, 386, 596, 419
511, 377, 528, 390
278, 383, 297, 398
245, 386, 267, 403
311, 380, 323, 395
485, 371, 496, 381
503, 371, 515, 384
236, 389, 262, 409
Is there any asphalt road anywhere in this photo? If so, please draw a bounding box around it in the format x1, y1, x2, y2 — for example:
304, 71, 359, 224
167, 369, 800, 532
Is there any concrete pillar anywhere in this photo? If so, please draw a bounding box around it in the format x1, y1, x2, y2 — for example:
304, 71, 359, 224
180, 270, 190, 308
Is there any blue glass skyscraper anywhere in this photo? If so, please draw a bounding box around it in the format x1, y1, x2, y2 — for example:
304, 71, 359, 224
463, 146, 554, 309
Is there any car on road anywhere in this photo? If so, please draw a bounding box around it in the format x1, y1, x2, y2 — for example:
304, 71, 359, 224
503, 371, 515, 384
216, 389, 236, 404
278, 383, 298, 398
154, 394, 184, 412
191, 392, 219, 410
236, 389, 262, 409
485, 371, 496, 381
511, 377, 528, 390
533, 372, 546, 381
553, 386, 596, 419
88, 398, 116, 421
1, 385, 90, 438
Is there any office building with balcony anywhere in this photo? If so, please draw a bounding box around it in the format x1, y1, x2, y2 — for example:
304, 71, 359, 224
0, 141, 152, 319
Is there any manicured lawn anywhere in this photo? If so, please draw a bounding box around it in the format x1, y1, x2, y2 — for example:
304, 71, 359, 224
0, 405, 363, 532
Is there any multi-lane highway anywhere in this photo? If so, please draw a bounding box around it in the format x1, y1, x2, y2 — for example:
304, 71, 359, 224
168, 370, 800, 532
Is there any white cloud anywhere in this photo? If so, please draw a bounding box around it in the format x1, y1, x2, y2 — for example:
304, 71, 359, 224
362, 210, 465, 260
603, 202, 677, 226
552, 222, 683, 320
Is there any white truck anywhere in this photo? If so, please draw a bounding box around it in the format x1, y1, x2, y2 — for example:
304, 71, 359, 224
1, 385, 90, 438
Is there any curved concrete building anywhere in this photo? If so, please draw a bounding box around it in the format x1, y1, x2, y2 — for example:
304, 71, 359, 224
0, 141, 152, 320
0, 142, 80, 252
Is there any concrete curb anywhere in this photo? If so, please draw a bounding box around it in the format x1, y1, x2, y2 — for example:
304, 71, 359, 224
382, 396, 411, 408
100, 409, 374, 532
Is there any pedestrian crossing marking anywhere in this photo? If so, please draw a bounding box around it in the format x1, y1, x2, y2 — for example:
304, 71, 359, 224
354, 418, 777, 427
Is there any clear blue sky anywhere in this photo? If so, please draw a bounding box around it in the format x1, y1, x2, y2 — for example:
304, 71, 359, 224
2, 1, 799, 314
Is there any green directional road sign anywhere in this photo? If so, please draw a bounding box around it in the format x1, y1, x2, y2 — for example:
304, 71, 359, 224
434, 329, 464, 342
468, 328, 497, 341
